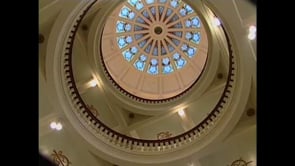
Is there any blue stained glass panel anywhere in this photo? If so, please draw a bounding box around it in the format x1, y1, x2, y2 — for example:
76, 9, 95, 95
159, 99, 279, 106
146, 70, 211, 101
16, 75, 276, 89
134, 55, 147, 71
136, 17, 145, 24
186, 47, 197, 58
191, 17, 200, 27
158, 6, 164, 15
146, 0, 154, 4
148, 66, 158, 74
116, 22, 125, 32
173, 22, 182, 28
136, 2, 144, 10
185, 5, 193, 13
167, 43, 175, 52
121, 8, 129, 16
139, 40, 147, 48
134, 25, 144, 31
147, 58, 158, 75
135, 34, 144, 40
131, 46, 138, 54
161, 46, 167, 55
119, 7, 135, 20
142, 10, 150, 18
139, 55, 147, 61
173, 31, 182, 37
145, 43, 152, 53
172, 38, 180, 46
135, 61, 146, 71
192, 32, 200, 44
173, 53, 186, 69
128, 12, 135, 20
125, 24, 132, 31
126, 36, 133, 43
162, 57, 170, 65
163, 65, 173, 74
151, 59, 158, 65
185, 20, 192, 27
153, 47, 158, 56
179, 8, 186, 16
185, 32, 192, 40
166, 8, 173, 17
150, 7, 156, 16
181, 44, 188, 51
173, 53, 180, 60
170, 0, 178, 8
118, 38, 127, 48
123, 50, 134, 61
170, 14, 179, 22
128, 0, 138, 6
175, 58, 186, 69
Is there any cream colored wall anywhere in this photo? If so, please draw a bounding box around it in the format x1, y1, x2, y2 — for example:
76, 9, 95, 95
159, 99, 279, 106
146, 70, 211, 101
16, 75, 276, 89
39, 1, 115, 165
39, 70, 115, 166
199, 125, 256, 166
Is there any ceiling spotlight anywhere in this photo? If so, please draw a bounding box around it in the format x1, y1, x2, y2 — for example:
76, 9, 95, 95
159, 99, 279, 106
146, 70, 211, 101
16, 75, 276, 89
50, 121, 63, 131
248, 25, 256, 40
50, 122, 57, 129
178, 109, 185, 117
249, 25, 256, 33
248, 32, 256, 40
89, 79, 97, 87
55, 123, 63, 131
213, 17, 221, 27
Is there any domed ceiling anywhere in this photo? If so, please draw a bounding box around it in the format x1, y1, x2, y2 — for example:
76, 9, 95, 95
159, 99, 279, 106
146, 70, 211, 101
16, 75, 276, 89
40, 0, 256, 165
67, 0, 234, 141
101, 0, 208, 100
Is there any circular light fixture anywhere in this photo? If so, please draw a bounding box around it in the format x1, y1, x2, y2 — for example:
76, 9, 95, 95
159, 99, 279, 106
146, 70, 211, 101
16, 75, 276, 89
249, 25, 256, 33
248, 25, 256, 40
248, 33, 256, 40
89, 79, 97, 87
50, 122, 57, 129
55, 123, 63, 130
50, 121, 63, 131
178, 109, 185, 117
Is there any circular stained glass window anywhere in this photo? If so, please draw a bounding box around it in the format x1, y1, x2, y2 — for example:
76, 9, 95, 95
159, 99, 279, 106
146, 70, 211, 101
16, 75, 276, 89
101, 0, 208, 100
116, 0, 201, 75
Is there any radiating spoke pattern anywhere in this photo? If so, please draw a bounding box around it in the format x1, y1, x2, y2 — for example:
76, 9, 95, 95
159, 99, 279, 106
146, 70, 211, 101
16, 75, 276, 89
115, 0, 202, 75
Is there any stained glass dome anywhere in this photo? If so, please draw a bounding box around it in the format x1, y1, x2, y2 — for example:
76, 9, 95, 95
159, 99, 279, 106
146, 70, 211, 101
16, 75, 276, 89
115, 0, 202, 75
101, 0, 208, 100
